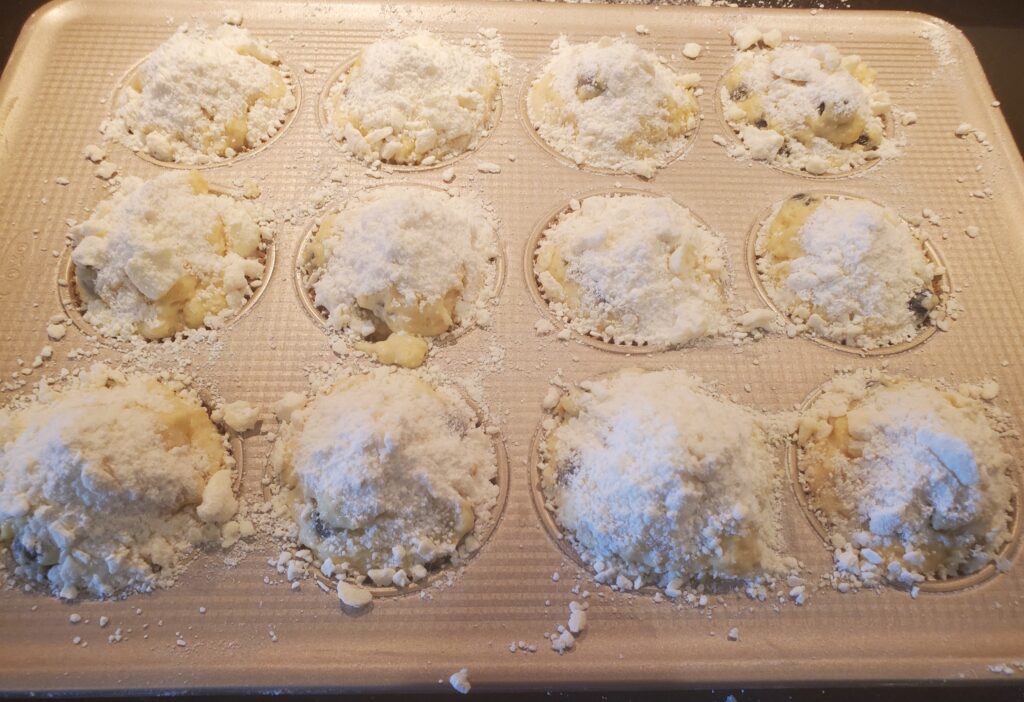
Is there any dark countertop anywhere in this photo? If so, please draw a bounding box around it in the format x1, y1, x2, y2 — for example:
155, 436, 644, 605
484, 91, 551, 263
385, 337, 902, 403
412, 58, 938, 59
0, 1, 1022, 700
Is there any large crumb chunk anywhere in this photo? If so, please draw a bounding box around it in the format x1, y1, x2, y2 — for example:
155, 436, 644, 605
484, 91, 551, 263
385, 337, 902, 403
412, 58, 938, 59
221, 400, 260, 432
337, 581, 373, 608
272, 392, 306, 422
449, 668, 471, 694
354, 333, 429, 369
197, 470, 239, 523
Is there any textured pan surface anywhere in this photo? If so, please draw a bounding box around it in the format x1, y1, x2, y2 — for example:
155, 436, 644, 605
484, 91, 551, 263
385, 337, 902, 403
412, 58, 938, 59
0, 0, 1023, 693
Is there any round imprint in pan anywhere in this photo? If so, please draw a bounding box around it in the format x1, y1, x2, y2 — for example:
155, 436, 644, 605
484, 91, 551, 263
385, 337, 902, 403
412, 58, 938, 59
533, 368, 791, 596
792, 371, 1019, 592
104, 23, 299, 167
718, 41, 895, 176
296, 184, 502, 368
0, 364, 245, 600
269, 367, 508, 598
61, 171, 274, 343
524, 37, 701, 178
528, 191, 731, 352
749, 193, 950, 354
322, 32, 501, 168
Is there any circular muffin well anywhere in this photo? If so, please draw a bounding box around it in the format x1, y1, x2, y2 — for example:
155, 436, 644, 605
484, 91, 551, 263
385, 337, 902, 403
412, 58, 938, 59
518, 56, 700, 177
110, 55, 301, 169
528, 371, 788, 596
294, 183, 504, 347
713, 57, 895, 179
58, 207, 275, 346
525, 188, 727, 354
0, 376, 245, 599
787, 379, 1021, 593
318, 52, 502, 171
264, 390, 509, 599
746, 192, 950, 356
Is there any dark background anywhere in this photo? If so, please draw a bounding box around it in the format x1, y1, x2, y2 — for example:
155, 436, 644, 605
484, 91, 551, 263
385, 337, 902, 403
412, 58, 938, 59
0, 0, 1022, 700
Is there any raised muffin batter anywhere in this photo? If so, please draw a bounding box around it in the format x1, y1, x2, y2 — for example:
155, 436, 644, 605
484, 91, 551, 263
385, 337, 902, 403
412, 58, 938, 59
527, 37, 700, 178
104, 24, 296, 164
0, 365, 238, 599
534, 194, 730, 347
270, 369, 499, 586
721, 43, 893, 174
70, 171, 269, 341
797, 371, 1017, 586
327, 32, 500, 166
755, 194, 943, 349
302, 186, 498, 367
540, 369, 787, 593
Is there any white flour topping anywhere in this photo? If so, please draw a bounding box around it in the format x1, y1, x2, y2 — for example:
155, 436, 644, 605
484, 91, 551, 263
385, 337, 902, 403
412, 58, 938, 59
303, 186, 498, 349
721, 42, 894, 173
70, 171, 269, 341
0, 365, 238, 599
271, 368, 499, 579
540, 369, 787, 591
327, 31, 500, 165
104, 24, 296, 164
798, 371, 1017, 586
535, 194, 730, 347
756, 195, 944, 349
527, 36, 700, 178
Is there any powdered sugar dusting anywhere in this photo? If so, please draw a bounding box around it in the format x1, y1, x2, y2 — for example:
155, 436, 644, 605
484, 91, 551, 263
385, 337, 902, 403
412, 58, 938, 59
0, 364, 245, 599
301, 185, 499, 360
69, 171, 272, 341
267, 366, 500, 586
327, 31, 501, 166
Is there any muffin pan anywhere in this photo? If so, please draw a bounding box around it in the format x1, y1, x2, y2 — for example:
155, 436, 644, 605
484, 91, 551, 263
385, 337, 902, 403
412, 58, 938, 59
1, 0, 1024, 694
